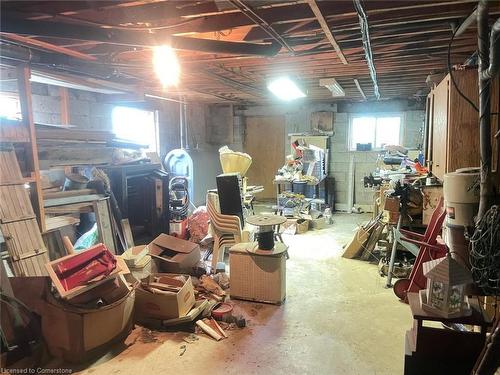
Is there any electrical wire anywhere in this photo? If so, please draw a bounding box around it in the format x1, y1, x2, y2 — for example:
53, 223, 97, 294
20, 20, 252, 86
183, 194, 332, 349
469, 205, 500, 295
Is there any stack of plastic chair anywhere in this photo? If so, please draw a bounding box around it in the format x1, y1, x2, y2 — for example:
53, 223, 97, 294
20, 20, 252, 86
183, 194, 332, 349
206, 192, 249, 271
393, 197, 448, 301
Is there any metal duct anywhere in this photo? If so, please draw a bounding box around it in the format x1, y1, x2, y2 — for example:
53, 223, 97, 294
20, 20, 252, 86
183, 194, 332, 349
480, 17, 500, 81
353, 0, 380, 100
476, 0, 493, 221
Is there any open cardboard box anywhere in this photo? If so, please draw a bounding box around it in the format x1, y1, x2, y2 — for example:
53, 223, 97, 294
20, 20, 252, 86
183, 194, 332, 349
147, 234, 201, 274
135, 273, 195, 320
45, 244, 130, 300
10, 274, 136, 363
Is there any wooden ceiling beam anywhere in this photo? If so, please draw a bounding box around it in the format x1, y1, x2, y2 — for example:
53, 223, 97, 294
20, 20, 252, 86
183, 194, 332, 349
0, 32, 97, 61
306, 0, 347, 64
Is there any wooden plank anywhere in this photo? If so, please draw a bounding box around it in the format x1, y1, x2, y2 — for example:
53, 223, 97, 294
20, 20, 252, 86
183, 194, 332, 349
354, 79, 367, 99
44, 194, 103, 207
17, 64, 46, 232
0, 185, 34, 222
94, 198, 116, 254
44, 215, 80, 232
1, 33, 98, 61
43, 188, 96, 200
0, 149, 24, 184
306, 0, 348, 64
44, 203, 94, 214
59, 87, 70, 124
121, 218, 135, 249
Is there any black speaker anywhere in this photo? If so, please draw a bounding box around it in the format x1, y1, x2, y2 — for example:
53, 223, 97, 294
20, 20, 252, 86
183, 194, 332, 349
216, 173, 244, 227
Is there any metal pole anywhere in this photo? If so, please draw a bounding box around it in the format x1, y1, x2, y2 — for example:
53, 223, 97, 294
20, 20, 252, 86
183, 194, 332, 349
386, 213, 402, 288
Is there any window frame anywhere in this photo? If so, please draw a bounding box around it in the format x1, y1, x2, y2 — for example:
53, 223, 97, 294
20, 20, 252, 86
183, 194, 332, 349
348, 112, 404, 151
0, 93, 22, 120
112, 105, 159, 153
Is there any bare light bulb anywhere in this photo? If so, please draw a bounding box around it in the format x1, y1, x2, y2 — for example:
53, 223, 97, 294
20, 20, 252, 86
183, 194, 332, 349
153, 45, 180, 87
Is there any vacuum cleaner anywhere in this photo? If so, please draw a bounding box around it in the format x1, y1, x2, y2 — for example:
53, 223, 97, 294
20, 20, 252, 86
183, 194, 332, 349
169, 176, 190, 239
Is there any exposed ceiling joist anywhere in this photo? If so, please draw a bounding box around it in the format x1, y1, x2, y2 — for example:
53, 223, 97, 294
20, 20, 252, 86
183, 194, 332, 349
228, 0, 294, 54
306, 0, 348, 64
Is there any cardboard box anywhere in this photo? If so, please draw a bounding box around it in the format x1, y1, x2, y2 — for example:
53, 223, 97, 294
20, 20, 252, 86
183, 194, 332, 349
121, 245, 149, 268
229, 242, 287, 304
384, 196, 401, 213
148, 234, 201, 273
10, 275, 135, 363
342, 226, 370, 259
135, 273, 195, 320
45, 243, 129, 300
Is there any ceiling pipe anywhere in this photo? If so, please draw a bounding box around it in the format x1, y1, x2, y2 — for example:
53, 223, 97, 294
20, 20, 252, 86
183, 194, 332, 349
228, 0, 294, 54
353, 0, 380, 99
480, 16, 500, 81
476, 0, 494, 222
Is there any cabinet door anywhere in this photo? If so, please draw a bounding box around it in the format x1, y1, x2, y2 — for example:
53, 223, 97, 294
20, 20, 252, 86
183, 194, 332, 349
448, 69, 480, 172
431, 77, 449, 180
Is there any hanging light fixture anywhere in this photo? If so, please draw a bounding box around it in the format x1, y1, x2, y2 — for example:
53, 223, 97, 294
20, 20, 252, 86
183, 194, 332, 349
267, 77, 306, 101
153, 45, 180, 87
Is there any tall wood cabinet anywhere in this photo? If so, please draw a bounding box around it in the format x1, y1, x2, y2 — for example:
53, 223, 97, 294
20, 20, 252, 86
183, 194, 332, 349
426, 69, 499, 180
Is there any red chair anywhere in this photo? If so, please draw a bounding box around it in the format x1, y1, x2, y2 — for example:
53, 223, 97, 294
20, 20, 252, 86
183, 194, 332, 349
393, 197, 448, 301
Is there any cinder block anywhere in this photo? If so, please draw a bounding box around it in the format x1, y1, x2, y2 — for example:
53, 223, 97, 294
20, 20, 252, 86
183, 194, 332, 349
90, 103, 114, 118
69, 99, 91, 117
33, 111, 52, 124
330, 162, 349, 173
32, 95, 60, 114
70, 114, 91, 128
31, 83, 48, 96
47, 85, 61, 97
330, 171, 347, 182
334, 190, 348, 204
335, 112, 348, 123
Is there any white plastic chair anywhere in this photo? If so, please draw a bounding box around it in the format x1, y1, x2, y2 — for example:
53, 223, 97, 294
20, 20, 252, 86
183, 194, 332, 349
206, 192, 249, 271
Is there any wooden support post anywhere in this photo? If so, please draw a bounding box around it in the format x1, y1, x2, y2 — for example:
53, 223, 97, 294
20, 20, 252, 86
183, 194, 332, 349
16, 64, 46, 232
59, 87, 70, 125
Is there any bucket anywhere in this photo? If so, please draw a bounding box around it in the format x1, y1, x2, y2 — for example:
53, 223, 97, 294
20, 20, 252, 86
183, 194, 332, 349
63, 173, 89, 191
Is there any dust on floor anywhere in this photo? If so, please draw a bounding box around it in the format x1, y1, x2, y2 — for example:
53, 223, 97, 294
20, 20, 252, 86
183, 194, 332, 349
56, 213, 411, 375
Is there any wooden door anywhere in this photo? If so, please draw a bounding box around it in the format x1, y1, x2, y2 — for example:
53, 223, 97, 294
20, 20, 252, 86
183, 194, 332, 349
431, 77, 449, 180
245, 116, 285, 199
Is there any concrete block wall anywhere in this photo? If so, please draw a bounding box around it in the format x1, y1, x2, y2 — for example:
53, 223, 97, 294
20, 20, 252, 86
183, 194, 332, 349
238, 99, 425, 211
1, 81, 113, 129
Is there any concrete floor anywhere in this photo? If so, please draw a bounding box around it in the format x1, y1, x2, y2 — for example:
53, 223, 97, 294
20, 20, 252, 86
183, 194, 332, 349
70, 213, 412, 375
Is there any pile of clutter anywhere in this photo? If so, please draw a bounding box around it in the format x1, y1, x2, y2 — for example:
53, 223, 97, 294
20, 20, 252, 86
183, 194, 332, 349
10, 232, 249, 365
275, 141, 326, 185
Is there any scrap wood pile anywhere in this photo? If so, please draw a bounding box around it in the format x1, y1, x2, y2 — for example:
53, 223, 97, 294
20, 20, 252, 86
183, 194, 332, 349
35, 123, 150, 169
2, 228, 248, 368
342, 213, 387, 261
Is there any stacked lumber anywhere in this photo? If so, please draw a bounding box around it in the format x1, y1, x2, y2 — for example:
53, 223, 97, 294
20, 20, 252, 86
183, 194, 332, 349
35, 123, 115, 144
0, 118, 30, 143
0, 148, 49, 276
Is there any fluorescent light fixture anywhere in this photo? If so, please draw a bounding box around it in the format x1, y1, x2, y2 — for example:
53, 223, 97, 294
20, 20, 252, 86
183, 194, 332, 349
319, 78, 345, 97
153, 45, 180, 87
267, 77, 306, 101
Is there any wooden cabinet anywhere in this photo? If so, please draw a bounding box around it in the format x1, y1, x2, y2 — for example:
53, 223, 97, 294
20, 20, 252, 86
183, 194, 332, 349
427, 70, 481, 180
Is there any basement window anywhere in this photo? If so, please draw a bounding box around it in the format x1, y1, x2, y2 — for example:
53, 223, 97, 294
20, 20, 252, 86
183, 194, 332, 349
349, 114, 402, 151
112, 106, 159, 152
0, 94, 21, 120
